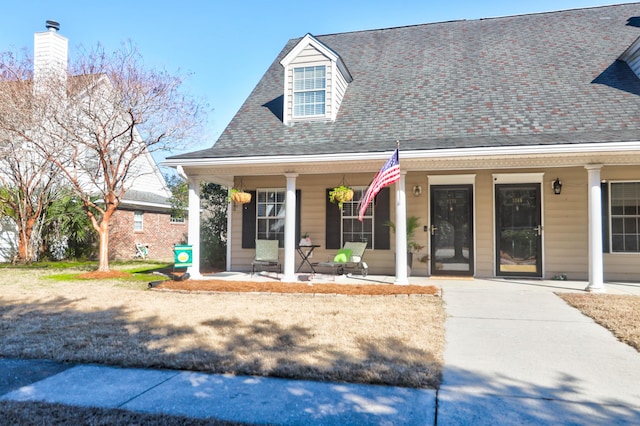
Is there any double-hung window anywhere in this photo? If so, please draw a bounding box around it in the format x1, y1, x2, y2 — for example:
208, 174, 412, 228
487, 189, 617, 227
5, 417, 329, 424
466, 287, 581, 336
293, 65, 326, 117
133, 211, 143, 231
610, 182, 640, 252
257, 189, 286, 247
341, 187, 373, 248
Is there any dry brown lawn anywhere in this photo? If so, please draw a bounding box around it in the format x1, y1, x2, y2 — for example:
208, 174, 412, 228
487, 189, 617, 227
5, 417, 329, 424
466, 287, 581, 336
0, 269, 444, 389
559, 293, 640, 352
0, 400, 244, 426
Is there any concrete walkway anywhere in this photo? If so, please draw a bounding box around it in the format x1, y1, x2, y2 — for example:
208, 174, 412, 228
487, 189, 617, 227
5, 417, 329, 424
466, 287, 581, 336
1, 278, 639, 424
438, 279, 640, 425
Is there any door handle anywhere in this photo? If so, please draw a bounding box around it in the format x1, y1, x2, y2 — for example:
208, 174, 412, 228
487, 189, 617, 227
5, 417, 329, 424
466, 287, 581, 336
534, 225, 543, 236
431, 225, 438, 235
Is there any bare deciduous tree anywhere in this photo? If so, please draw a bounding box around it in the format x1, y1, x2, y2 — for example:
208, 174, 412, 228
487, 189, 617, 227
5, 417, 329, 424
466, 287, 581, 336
36, 43, 205, 271
0, 51, 61, 262
0, 41, 205, 271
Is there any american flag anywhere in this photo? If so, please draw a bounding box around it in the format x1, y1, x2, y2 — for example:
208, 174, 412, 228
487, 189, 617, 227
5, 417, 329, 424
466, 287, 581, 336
358, 148, 400, 221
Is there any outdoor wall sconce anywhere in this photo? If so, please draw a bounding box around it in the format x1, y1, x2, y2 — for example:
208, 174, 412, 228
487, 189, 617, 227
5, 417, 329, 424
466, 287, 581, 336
552, 178, 563, 195
413, 185, 422, 197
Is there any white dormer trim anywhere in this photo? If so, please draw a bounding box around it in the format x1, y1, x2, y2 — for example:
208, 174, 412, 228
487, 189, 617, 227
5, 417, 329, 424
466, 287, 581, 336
620, 35, 640, 78
280, 34, 352, 126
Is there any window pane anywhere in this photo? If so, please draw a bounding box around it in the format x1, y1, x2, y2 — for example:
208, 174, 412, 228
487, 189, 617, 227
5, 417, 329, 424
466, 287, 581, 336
610, 182, 640, 253
256, 189, 286, 247
341, 187, 374, 249
624, 218, 637, 234
625, 235, 639, 252
293, 66, 326, 117
612, 235, 624, 251
134, 211, 143, 231
612, 218, 624, 233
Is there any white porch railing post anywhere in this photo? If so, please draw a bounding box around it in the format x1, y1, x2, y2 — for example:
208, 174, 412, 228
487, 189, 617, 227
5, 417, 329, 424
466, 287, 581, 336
395, 171, 409, 285
585, 164, 605, 293
282, 173, 298, 282
187, 177, 201, 279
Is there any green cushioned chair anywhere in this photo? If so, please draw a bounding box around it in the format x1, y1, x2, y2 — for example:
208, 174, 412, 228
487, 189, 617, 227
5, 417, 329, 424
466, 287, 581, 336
314, 241, 368, 278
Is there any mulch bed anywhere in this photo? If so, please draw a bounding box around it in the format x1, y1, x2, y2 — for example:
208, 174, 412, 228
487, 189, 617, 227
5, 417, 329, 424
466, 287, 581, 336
75, 270, 440, 296
153, 279, 440, 296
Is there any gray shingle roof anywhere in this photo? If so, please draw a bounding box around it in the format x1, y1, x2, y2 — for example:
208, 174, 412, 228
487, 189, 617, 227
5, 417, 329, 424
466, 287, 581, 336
173, 4, 640, 160
120, 190, 169, 207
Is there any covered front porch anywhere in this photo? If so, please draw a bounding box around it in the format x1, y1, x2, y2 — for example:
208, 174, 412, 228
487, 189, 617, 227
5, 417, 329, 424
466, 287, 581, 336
165, 143, 640, 294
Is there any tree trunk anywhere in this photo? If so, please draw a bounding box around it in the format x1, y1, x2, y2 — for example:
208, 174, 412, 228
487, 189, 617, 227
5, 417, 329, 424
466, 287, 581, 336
17, 227, 30, 262
16, 217, 35, 263
94, 204, 116, 272
97, 221, 110, 272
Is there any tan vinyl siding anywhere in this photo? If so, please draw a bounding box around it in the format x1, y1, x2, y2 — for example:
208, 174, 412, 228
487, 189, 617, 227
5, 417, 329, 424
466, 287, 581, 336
543, 167, 589, 280
474, 172, 495, 277
228, 166, 640, 281
332, 62, 349, 121
229, 174, 396, 274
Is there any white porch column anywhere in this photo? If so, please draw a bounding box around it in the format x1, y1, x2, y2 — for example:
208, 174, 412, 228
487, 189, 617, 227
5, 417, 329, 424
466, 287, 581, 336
395, 171, 409, 285
585, 165, 605, 293
187, 177, 201, 279
226, 187, 233, 272
282, 173, 298, 282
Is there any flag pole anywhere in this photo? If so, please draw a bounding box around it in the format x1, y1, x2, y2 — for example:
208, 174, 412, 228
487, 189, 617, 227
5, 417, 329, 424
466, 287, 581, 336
394, 140, 409, 285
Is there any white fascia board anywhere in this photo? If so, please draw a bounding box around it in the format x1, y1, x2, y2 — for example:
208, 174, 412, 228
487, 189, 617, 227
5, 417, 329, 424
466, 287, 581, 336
119, 200, 170, 209
163, 141, 640, 168
280, 34, 339, 67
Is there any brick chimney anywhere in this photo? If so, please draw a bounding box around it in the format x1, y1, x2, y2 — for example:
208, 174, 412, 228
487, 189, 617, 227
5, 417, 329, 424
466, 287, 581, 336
34, 20, 68, 83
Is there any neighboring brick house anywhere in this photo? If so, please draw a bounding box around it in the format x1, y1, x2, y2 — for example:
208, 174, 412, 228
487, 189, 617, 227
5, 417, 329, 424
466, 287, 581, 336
166, 4, 640, 292
109, 191, 188, 262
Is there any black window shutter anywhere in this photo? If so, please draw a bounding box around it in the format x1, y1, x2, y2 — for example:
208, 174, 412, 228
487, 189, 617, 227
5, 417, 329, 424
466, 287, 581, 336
326, 188, 341, 249
241, 191, 257, 249
601, 182, 609, 253
296, 189, 301, 245
374, 187, 390, 249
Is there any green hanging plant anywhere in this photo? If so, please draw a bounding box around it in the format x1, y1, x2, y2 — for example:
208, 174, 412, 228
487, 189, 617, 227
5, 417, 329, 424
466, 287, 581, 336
329, 185, 354, 209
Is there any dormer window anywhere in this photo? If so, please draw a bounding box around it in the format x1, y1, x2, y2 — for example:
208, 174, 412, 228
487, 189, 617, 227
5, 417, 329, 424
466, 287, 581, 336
281, 34, 352, 126
293, 65, 326, 117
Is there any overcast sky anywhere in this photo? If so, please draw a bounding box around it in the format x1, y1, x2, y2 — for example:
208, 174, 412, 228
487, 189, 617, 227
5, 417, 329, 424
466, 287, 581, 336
1, 1, 637, 162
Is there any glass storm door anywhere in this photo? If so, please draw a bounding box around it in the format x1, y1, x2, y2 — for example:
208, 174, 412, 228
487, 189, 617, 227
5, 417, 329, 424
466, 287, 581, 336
430, 185, 474, 276
495, 184, 542, 277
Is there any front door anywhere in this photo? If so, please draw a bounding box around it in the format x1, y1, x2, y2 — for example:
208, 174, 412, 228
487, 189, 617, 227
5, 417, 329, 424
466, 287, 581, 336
495, 183, 543, 277
430, 185, 474, 276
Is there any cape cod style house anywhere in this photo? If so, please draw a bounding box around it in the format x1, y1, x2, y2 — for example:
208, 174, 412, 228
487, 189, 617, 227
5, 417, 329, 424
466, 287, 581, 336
0, 23, 187, 262
165, 3, 640, 291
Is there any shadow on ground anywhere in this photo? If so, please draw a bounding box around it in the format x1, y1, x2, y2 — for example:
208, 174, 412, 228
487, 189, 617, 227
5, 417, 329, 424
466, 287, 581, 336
0, 296, 440, 388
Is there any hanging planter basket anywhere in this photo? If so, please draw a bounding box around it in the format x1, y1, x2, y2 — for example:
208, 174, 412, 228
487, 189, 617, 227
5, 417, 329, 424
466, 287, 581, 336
229, 189, 252, 205
329, 185, 354, 209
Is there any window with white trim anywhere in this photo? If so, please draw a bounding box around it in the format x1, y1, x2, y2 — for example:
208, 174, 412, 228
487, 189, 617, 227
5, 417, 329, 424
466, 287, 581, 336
293, 66, 326, 117
257, 189, 286, 246
341, 187, 373, 248
610, 182, 640, 252
170, 215, 185, 224
133, 211, 143, 231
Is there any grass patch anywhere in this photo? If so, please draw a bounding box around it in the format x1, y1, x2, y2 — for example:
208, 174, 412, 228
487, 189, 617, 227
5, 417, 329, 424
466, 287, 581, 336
0, 269, 444, 389
559, 293, 640, 352
0, 400, 246, 425
43, 262, 172, 283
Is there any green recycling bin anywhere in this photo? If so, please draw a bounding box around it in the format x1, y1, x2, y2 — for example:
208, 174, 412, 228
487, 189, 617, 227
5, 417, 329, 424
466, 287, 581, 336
174, 245, 193, 268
